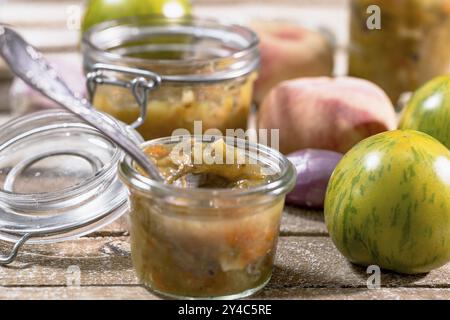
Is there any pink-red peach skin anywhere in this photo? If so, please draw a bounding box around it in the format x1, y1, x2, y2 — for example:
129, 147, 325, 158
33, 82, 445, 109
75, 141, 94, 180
258, 77, 398, 154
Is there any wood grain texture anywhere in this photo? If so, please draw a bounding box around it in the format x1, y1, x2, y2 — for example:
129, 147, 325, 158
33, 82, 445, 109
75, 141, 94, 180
0, 286, 158, 300
1, 286, 450, 300
280, 207, 328, 236
0, 237, 137, 287
85, 215, 129, 238
254, 287, 450, 300
1, 236, 449, 290
271, 238, 450, 289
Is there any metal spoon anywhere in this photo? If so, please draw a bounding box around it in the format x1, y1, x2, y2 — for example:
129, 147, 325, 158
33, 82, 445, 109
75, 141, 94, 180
0, 26, 164, 181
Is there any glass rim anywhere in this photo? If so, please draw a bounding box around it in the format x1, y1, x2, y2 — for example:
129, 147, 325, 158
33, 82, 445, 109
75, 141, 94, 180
82, 15, 260, 68
0, 110, 122, 205
0, 109, 144, 245
118, 135, 296, 200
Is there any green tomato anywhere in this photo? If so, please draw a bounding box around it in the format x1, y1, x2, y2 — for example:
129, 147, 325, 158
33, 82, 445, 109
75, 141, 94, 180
81, 0, 192, 33
325, 130, 450, 274
399, 75, 450, 149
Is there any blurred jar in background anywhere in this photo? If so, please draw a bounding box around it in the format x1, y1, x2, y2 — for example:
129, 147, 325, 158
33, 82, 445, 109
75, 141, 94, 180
349, 0, 450, 103
81, 0, 192, 33
82, 17, 259, 140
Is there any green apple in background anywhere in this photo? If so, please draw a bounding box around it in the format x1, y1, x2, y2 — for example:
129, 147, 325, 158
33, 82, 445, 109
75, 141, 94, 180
81, 0, 192, 33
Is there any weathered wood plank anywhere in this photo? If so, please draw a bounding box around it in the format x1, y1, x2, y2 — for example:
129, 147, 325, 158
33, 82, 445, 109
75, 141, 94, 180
0, 286, 158, 300
254, 287, 450, 300
270, 237, 450, 289
0, 237, 137, 286
1, 286, 450, 300
86, 216, 129, 238
1, 236, 450, 290
280, 207, 328, 236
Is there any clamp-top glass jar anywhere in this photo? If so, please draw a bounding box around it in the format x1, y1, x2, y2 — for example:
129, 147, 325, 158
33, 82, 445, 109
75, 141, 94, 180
82, 17, 259, 140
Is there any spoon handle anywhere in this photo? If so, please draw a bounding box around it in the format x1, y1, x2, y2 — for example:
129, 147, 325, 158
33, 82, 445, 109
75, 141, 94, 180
0, 26, 163, 181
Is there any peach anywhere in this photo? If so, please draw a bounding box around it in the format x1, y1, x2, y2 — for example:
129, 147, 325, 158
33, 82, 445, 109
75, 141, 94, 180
258, 77, 398, 154
250, 21, 334, 104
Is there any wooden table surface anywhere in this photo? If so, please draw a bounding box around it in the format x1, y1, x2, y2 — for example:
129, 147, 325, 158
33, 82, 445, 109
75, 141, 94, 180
1, 0, 450, 300
2, 207, 450, 300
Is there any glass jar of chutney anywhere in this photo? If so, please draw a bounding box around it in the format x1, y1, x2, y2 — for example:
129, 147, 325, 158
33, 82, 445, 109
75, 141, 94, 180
82, 17, 259, 140
349, 0, 450, 103
119, 135, 296, 299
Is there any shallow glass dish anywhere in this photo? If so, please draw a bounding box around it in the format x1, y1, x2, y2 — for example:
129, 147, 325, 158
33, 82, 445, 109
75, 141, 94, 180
0, 110, 142, 264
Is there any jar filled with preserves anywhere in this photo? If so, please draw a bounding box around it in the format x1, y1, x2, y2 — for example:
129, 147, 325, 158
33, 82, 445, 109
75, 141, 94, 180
82, 17, 259, 140
349, 0, 450, 103
119, 136, 296, 299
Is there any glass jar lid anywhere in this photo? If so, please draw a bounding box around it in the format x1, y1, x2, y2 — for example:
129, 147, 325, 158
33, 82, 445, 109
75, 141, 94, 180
0, 110, 142, 264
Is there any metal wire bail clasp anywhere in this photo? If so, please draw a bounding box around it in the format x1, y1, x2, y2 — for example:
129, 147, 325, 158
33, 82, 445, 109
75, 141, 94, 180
0, 233, 32, 265
86, 63, 162, 129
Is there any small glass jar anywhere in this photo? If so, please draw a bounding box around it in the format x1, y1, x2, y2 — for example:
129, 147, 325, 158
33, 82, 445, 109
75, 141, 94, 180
118, 136, 295, 299
349, 0, 450, 103
82, 17, 259, 140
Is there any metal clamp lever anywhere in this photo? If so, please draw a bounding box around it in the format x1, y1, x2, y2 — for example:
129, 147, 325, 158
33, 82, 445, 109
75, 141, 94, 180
0, 233, 32, 265
87, 63, 162, 129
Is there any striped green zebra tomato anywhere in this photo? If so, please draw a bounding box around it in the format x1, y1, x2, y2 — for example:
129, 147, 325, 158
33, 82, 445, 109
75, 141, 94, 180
325, 130, 450, 274
400, 75, 450, 149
